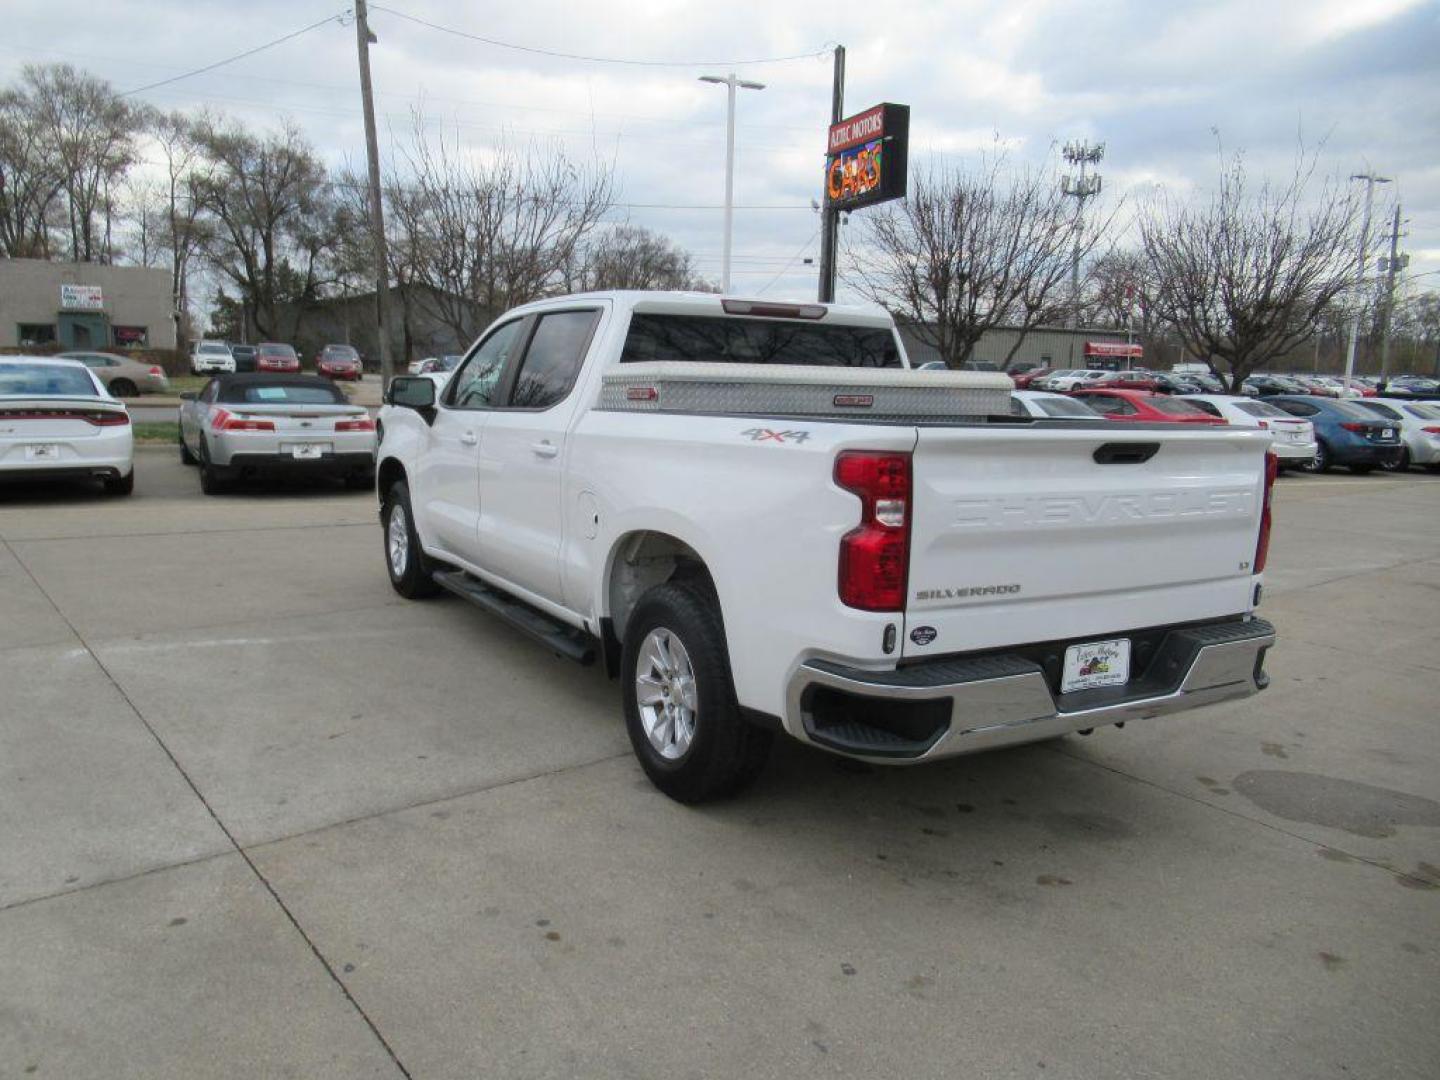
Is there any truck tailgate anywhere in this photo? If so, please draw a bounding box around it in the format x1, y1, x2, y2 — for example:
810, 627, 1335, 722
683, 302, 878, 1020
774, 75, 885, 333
904, 423, 1269, 658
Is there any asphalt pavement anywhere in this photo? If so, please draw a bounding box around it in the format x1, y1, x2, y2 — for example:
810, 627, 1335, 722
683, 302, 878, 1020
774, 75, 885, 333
1, 451, 1437, 1079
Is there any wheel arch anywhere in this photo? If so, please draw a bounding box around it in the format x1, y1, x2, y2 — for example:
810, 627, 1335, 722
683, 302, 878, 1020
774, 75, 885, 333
377, 456, 407, 500
602, 529, 718, 653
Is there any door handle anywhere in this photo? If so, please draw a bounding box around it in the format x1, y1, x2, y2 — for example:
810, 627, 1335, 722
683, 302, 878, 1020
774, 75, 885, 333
531, 440, 559, 459
459, 431, 478, 447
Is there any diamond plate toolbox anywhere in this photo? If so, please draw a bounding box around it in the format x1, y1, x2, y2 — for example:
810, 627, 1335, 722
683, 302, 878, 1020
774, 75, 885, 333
599, 362, 1013, 419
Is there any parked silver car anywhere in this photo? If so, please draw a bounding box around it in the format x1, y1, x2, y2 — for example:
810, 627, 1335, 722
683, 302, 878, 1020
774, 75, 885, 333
58, 351, 170, 396
179, 374, 376, 494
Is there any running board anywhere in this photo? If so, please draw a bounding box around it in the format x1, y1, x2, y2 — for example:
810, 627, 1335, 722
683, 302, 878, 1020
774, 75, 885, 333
432, 570, 596, 665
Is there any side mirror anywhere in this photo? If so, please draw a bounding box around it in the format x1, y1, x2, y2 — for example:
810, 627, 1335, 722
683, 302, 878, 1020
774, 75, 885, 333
387, 376, 436, 413
179, 391, 197, 401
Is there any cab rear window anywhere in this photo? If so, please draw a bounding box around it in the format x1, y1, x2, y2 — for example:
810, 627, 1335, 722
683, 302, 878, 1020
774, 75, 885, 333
620, 313, 900, 368
218, 383, 344, 405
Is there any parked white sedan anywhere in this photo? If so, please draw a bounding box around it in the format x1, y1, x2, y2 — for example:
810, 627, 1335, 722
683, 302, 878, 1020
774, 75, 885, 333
1183, 394, 1318, 465
1351, 397, 1440, 471
0, 356, 134, 494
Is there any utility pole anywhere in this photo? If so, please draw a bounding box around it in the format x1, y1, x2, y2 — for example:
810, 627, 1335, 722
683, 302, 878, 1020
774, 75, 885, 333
816, 45, 845, 304
699, 73, 765, 294
1343, 172, 1390, 389
1061, 141, 1104, 328
354, 0, 394, 389
1378, 203, 1405, 379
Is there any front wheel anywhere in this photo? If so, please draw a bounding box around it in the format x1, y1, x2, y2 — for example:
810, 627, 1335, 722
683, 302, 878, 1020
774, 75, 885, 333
381, 480, 440, 598
621, 581, 773, 804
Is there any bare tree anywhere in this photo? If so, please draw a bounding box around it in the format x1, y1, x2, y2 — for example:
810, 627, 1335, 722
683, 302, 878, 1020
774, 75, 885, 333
194, 118, 337, 340
848, 152, 1113, 367
23, 64, 140, 263
0, 84, 64, 257
398, 116, 615, 343
148, 110, 213, 349
568, 225, 706, 292
1138, 153, 1360, 390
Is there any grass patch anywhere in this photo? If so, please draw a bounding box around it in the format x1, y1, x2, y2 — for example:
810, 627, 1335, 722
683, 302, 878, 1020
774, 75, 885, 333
163, 375, 209, 395
132, 421, 179, 444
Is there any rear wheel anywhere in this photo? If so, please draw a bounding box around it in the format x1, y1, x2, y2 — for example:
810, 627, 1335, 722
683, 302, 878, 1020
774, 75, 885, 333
104, 470, 134, 496
198, 440, 231, 495
109, 378, 137, 398
1381, 448, 1410, 472
382, 480, 439, 598
621, 580, 773, 803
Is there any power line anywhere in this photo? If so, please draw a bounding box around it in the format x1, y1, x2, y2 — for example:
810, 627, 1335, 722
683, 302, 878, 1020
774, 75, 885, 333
757, 227, 821, 295
370, 4, 828, 67
118, 12, 348, 97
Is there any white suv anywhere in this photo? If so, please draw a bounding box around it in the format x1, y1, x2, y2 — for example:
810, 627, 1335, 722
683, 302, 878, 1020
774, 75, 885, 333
191, 341, 236, 375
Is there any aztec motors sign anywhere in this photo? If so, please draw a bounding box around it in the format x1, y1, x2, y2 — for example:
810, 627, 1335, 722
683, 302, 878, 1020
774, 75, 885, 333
824, 103, 910, 212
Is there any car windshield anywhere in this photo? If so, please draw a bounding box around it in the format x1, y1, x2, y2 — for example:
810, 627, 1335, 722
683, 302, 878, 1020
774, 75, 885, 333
1354, 401, 1401, 419
200, 344, 229, 355
621, 313, 900, 367
1149, 397, 1210, 417
0, 363, 99, 397
325, 346, 358, 359
1403, 403, 1440, 419
1330, 400, 1383, 420
259, 345, 297, 357
1036, 397, 1099, 418
1233, 400, 1289, 418
218, 382, 344, 405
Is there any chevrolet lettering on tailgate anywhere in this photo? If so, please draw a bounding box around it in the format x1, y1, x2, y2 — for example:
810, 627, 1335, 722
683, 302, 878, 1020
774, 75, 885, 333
952, 488, 1254, 529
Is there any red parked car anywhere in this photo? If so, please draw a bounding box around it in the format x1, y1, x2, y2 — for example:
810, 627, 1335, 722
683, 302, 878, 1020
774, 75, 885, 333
1106, 369, 1161, 391
1070, 389, 1226, 424
316, 344, 364, 381
1009, 366, 1051, 389
255, 343, 300, 373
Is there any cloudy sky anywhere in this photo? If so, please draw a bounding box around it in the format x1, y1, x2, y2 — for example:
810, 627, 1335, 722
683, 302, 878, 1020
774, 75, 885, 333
3, 0, 1438, 305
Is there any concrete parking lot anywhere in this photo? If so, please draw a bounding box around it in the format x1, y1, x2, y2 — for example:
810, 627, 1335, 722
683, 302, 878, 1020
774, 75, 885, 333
2, 448, 1437, 1079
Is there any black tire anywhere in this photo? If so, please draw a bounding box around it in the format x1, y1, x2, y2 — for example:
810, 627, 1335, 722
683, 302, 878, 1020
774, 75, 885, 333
621, 580, 773, 804
1350, 464, 1375, 475
109, 378, 137, 398
381, 480, 440, 598
104, 470, 134, 496
198, 439, 231, 495
179, 428, 197, 465
345, 470, 375, 491
1299, 441, 1330, 473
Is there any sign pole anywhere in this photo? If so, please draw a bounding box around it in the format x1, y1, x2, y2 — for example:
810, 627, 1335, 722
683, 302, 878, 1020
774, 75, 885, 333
817, 45, 845, 304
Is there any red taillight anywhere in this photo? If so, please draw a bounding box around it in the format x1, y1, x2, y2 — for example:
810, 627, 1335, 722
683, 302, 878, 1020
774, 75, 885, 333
1423, 426, 1440, 435
334, 417, 376, 432
835, 450, 911, 612
0, 408, 128, 426
1254, 450, 1278, 576
1339, 422, 1368, 433
211, 408, 275, 432
90, 410, 130, 426
148, 366, 165, 377
1256, 420, 1269, 430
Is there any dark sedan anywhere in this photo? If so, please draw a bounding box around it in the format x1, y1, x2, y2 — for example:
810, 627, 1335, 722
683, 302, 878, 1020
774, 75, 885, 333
1261, 395, 1403, 473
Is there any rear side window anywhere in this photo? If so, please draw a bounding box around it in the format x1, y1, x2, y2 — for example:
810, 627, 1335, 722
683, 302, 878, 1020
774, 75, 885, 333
1084, 394, 1135, 415
1271, 399, 1318, 417
1037, 397, 1099, 418
218, 383, 344, 405
508, 310, 600, 409
620, 313, 900, 368
0, 364, 98, 396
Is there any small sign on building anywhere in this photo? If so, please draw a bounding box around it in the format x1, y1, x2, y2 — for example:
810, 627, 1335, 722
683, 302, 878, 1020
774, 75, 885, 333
60, 284, 105, 311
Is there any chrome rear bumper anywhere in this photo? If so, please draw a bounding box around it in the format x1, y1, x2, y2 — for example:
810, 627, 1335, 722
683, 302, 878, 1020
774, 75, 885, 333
786, 617, 1275, 762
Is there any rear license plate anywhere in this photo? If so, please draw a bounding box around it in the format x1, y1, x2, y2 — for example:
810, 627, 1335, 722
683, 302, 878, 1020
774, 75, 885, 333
1290, 430, 1307, 441
290, 444, 324, 459
26, 443, 59, 460
1381, 429, 1394, 439
1061, 638, 1131, 693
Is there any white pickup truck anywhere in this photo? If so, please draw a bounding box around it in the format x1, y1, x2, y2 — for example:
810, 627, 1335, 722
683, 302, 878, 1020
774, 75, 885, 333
377, 292, 1277, 802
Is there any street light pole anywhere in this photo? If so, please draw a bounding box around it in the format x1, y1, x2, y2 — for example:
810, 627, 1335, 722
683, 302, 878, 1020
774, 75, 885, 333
700, 73, 765, 294
1343, 172, 1390, 390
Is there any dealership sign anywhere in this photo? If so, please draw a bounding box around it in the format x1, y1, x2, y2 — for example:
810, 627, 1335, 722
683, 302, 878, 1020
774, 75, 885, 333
60, 284, 104, 310
824, 103, 910, 211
